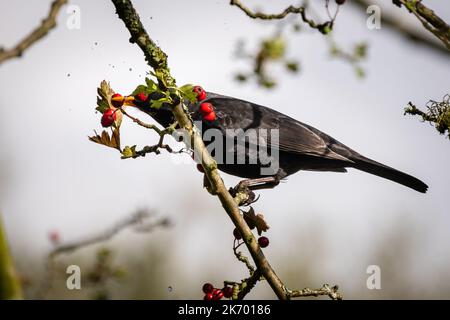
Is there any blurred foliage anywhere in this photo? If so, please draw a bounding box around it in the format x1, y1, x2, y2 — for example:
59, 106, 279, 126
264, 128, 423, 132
234, 35, 300, 89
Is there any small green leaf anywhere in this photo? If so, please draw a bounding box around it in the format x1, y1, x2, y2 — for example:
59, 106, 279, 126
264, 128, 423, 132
285, 61, 299, 73
121, 145, 137, 159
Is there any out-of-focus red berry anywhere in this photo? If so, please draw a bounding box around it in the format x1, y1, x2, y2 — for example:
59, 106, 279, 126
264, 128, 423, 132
233, 228, 242, 240
258, 236, 269, 248
223, 286, 233, 298
204, 293, 214, 300
202, 283, 214, 294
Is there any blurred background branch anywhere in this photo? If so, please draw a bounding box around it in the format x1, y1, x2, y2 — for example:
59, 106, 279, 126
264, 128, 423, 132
0, 213, 23, 299
351, 0, 450, 55
0, 0, 67, 65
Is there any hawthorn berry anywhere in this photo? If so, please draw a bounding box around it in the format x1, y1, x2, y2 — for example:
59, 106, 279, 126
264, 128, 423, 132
258, 236, 269, 248
193, 86, 207, 101
233, 228, 242, 240
48, 230, 60, 245
135, 92, 148, 103
200, 102, 214, 115
196, 164, 205, 173
101, 108, 117, 127
212, 289, 224, 300
111, 93, 124, 108
223, 286, 233, 298
203, 111, 216, 122
204, 293, 214, 301
202, 283, 214, 294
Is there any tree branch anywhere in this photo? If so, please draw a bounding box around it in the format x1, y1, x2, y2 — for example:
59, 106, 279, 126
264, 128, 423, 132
351, 0, 449, 55
399, 0, 450, 51
0, 213, 23, 299
0, 0, 67, 65
49, 209, 169, 257
229, 0, 334, 34
404, 94, 450, 139
110, 0, 289, 299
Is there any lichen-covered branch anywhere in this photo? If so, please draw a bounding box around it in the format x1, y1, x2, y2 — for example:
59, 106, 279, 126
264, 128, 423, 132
404, 94, 450, 139
398, 0, 450, 51
0, 0, 67, 65
111, 0, 289, 299
289, 284, 343, 300
0, 213, 23, 299
351, 0, 449, 55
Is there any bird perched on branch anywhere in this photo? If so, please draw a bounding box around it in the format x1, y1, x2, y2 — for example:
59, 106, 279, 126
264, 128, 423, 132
120, 86, 428, 194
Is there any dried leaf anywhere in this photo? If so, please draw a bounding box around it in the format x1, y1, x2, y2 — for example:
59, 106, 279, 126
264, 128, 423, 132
243, 207, 269, 235
88, 128, 121, 151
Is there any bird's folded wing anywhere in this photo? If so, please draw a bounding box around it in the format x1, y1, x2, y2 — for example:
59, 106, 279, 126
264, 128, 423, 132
210, 96, 352, 163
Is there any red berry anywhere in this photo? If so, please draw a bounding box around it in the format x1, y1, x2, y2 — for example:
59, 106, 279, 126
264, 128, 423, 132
101, 108, 117, 127
203, 111, 216, 121
233, 228, 242, 240
223, 286, 233, 298
202, 283, 214, 294
200, 102, 214, 115
258, 236, 269, 248
111, 93, 124, 108
193, 86, 207, 101
204, 293, 213, 301
48, 230, 60, 245
196, 164, 205, 173
212, 289, 223, 300
135, 92, 148, 102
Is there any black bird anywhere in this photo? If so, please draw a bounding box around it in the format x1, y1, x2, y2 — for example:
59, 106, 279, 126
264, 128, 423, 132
127, 86, 428, 193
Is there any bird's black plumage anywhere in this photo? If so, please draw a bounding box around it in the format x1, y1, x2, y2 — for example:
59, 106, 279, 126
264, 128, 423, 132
138, 91, 428, 193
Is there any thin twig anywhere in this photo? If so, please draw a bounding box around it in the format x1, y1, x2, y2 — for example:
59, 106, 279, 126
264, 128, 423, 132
289, 284, 343, 300
229, 0, 333, 34
0, 0, 67, 65
50, 209, 168, 257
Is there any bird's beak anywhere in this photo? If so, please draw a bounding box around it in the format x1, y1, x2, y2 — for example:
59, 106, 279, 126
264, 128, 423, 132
123, 96, 136, 107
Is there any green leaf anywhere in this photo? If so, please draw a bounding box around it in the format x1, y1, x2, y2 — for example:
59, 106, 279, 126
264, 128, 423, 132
285, 61, 299, 73
179, 84, 197, 103
145, 77, 158, 92
121, 145, 137, 159
131, 85, 149, 96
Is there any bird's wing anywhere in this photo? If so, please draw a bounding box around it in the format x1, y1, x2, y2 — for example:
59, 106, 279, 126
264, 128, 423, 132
201, 95, 353, 163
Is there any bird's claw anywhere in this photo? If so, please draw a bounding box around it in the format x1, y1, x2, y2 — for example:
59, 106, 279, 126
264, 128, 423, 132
229, 182, 259, 206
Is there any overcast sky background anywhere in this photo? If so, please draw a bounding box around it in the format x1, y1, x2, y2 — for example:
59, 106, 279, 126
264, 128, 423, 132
0, 0, 449, 299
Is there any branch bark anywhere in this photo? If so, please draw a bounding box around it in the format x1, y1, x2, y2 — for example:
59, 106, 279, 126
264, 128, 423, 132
0, 0, 67, 65
110, 0, 289, 299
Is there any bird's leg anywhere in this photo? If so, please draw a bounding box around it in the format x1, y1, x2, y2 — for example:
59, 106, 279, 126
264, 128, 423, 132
229, 176, 280, 206
236, 176, 280, 191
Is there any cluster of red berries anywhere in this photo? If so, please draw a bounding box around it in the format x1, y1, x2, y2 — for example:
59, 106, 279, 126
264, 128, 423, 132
193, 86, 216, 122
202, 283, 233, 300
234, 228, 270, 248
